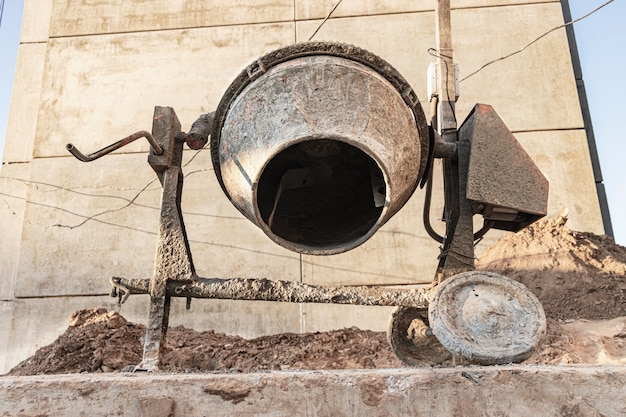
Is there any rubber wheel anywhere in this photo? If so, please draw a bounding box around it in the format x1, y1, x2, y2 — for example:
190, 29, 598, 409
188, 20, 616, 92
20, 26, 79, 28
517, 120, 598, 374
387, 306, 451, 366
428, 271, 547, 365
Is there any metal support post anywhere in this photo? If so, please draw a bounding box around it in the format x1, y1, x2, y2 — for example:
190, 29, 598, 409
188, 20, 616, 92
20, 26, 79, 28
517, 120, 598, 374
437, 141, 475, 278
435, 0, 457, 134
433, 0, 475, 280
137, 106, 197, 371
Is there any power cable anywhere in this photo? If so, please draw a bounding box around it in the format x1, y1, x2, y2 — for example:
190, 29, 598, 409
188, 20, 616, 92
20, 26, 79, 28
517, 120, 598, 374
462, 0, 615, 82
0, 0, 5, 30
308, 0, 344, 41
427, 48, 457, 125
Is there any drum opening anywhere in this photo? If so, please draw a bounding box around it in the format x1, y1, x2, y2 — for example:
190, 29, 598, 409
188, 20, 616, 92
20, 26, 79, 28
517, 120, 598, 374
257, 139, 386, 248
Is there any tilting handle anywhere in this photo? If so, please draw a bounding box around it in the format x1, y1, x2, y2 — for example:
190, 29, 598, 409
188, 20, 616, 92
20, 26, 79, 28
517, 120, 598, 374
66, 130, 164, 162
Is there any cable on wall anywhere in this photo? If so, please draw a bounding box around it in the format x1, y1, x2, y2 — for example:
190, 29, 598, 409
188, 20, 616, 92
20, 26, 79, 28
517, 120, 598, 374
461, 0, 614, 82
308, 0, 344, 41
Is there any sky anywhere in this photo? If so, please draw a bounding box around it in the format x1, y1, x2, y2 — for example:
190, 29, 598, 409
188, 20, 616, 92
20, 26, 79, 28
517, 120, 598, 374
0, 0, 624, 245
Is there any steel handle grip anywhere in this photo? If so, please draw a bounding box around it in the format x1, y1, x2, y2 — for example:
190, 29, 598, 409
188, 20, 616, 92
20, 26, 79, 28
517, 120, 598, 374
66, 130, 164, 162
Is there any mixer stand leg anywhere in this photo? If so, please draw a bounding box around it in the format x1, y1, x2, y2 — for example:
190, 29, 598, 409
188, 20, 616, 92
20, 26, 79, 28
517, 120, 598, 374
136, 106, 196, 371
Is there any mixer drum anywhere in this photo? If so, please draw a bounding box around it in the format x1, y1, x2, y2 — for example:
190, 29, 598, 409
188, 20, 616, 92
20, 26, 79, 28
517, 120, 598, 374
211, 42, 429, 255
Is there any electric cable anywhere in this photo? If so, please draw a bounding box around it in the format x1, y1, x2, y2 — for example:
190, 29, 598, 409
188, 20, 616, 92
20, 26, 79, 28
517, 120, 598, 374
427, 48, 457, 125
423, 156, 445, 244
462, 0, 615, 81
308, 0, 344, 41
0, 0, 5, 30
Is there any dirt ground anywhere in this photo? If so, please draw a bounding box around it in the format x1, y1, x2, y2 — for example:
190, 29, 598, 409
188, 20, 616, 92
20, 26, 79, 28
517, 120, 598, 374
6, 215, 626, 376
477, 213, 626, 321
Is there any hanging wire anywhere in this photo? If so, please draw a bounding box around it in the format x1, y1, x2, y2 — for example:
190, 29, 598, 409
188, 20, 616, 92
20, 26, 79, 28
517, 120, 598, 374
422, 157, 445, 244
308, 0, 344, 41
0, 0, 5, 30
462, 0, 615, 82
427, 48, 457, 125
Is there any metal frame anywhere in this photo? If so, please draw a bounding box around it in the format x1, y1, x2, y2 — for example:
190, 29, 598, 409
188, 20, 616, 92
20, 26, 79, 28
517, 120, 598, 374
67, 97, 547, 369
71, 106, 443, 371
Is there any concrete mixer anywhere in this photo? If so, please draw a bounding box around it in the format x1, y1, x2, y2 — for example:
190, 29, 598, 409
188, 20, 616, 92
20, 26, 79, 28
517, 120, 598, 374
67, 41, 548, 370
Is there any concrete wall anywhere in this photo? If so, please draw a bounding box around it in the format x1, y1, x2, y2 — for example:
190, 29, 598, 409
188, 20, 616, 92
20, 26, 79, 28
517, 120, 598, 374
1, 367, 625, 416
0, 0, 606, 373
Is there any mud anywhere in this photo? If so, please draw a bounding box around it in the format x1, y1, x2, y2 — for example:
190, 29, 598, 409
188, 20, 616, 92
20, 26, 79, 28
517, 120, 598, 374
477, 214, 626, 320
7, 309, 403, 375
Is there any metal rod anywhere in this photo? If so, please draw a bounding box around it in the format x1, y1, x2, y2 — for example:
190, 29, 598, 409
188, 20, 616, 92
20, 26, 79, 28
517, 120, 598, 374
137, 295, 171, 371
66, 130, 164, 162
435, 0, 457, 134
111, 276, 432, 309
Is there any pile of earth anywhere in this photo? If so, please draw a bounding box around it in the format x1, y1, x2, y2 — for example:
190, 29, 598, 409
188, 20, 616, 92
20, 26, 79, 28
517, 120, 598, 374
7, 309, 403, 375
477, 212, 625, 321
6, 214, 626, 375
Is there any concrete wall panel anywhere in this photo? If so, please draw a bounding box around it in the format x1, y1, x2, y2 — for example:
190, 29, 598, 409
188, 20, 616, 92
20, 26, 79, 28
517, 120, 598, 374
454, 2, 583, 131
20, 0, 53, 43
2, 296, 146, 374
515, 129, 603, 235
167, 297, 302, 336
0, 302, 15, 373
3, 367, 626, 416
15, 151, 301, 298
15, 154, 161, 297
297, 3, 582, 133
34, 23, 295, 159
296, 0, 431, 21
0, 164, 30, 300
451, 0, 557, 7
3, 43, 47, 163
1, 295, 302, 374
301, 303, 394, 333
50, 0, 294, 37
296, 0, 556, 20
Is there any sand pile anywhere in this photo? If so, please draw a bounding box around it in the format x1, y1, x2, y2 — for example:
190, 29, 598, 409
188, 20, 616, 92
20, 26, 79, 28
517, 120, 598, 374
7, 216, 626, 375
7, 309, 402, 375
477, 214, 626, 320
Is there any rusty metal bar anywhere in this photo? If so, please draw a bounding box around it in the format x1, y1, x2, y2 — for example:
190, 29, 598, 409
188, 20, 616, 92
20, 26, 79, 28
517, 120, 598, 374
111, 276, 431, 309
139, 107, 190, 372
183, 112, 214, 150
434, 0, 457, 133
66, 130, 164, 162
138, 295, 171, 371
436, 141, 476, 280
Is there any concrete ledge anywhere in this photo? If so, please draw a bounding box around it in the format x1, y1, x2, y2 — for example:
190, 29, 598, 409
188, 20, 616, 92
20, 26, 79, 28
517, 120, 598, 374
1, 366, 624, 416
